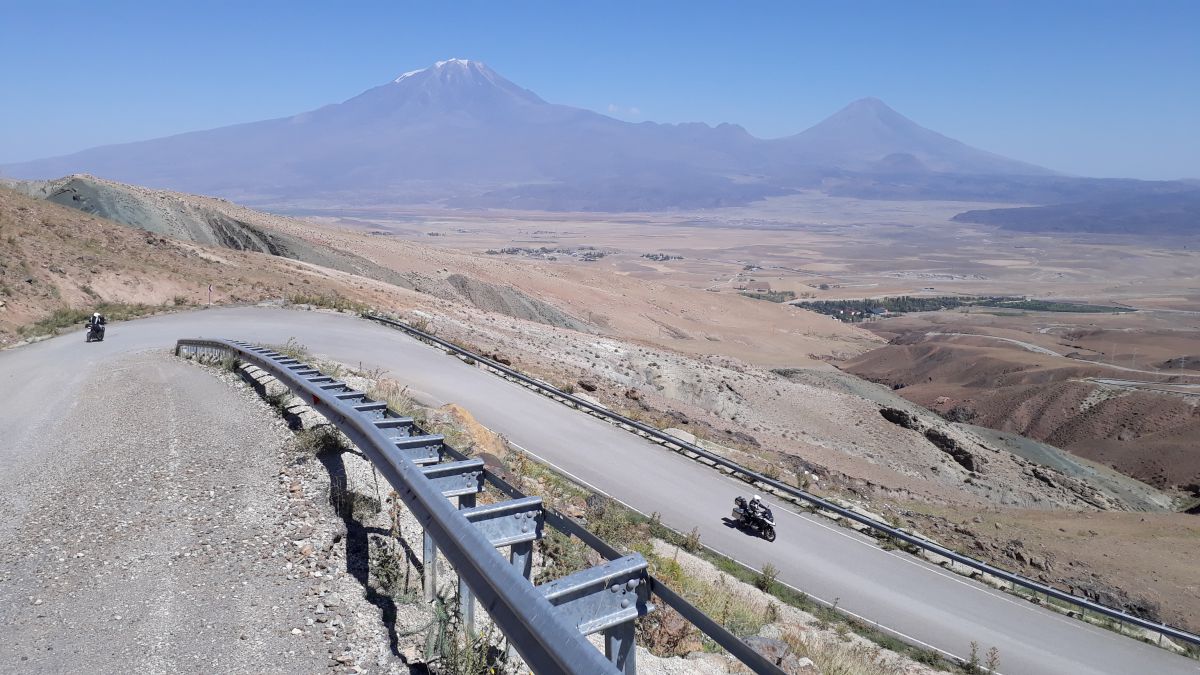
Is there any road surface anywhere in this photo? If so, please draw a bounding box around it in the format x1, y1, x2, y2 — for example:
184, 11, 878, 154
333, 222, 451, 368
2, 307, 1196, 675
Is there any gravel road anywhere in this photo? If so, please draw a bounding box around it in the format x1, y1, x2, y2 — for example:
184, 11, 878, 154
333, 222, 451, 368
0, 351, 330, 672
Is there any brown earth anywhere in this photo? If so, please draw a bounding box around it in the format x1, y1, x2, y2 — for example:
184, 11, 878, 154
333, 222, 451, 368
0, 187, 428, 345
844, 314, 1200, 492
905, 503, 1200, 632
248, 213, 883, 369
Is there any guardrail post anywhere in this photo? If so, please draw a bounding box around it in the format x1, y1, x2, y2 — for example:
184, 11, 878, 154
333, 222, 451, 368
458, 492, 477, 638
423, 530, 437, 603
604, 622, 636, 675
511, 541, 533, 580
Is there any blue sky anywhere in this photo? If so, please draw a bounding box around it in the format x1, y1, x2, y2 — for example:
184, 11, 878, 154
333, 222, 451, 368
1, 0, 1197, 179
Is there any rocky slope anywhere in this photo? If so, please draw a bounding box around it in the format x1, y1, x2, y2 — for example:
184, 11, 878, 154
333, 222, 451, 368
393, 304, 1163, 513
844, 337, 1200, 492
0, 187, 426, 344
6, 175, 415, 290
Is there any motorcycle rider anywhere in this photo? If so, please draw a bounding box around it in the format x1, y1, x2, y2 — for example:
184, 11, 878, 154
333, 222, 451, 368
748, 494, 764, 519
88, 311, 106, 339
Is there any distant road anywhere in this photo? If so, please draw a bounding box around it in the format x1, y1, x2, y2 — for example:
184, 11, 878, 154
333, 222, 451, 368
1087, 378, 1200, 396
924, 331, 1200, 380
2, 307, 1197, 675
926, 331, 1062, 356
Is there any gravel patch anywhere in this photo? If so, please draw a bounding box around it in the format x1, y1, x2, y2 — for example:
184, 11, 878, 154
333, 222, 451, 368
0, 352, 335, 671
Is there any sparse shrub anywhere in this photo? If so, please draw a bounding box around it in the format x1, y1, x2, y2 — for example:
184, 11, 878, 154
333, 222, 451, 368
683, 526, 702, 553
762, 462, 782, 481
267, 337, 310, 361
295, 426, 347, 456
286, 292, 368, 313
535, 529, 589, 583
367, 379, 419, 417
763, 601, 780, 624
754, 562, 779, 592
965, 641, 980, 673
172, 294, 189, 306
328, 475, 381, 520
586, 496, 650, 554
433, 614, 503, 675
637, 604, 700, 657
370, 536, 419, 603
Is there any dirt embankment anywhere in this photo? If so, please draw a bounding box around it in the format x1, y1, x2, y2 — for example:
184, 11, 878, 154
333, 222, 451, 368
905, 505, 1200, 633
445, 273, 588, 330
7, 175, 415, 291
0, 187, 427, 345
396, 304, 1163, 513
844, 337, 1200, 492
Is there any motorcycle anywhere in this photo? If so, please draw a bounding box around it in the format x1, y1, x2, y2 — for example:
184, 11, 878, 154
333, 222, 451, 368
85, 322, 105, 342
732, 496, 776, 542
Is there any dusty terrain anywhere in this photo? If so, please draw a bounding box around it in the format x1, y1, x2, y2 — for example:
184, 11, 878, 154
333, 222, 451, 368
900, 504, 1200, 633
845, 310, 1200, 493
288, 191, 1200, 311
6, 176, 1199, 637
271, 193, 1200, 631
0, 187, 430, 345
0, 353, 339, 671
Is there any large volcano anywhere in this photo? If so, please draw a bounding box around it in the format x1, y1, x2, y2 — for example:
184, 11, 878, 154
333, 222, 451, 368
2, 59, 1103, 210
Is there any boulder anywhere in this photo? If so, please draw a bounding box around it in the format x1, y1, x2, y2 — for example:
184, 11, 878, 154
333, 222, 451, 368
744, 636, 791, 665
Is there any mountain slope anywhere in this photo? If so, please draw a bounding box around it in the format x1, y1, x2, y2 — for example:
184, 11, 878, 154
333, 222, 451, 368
951, 189, 1200, 234
0, 186, 427, 344
3, 60, 778, 209
0, 59, 1133, 211
777, 97, 1054, 176
5, 175, 416, 289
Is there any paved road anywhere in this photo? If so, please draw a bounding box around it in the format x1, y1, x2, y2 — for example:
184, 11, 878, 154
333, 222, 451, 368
2, 307, 1197, 675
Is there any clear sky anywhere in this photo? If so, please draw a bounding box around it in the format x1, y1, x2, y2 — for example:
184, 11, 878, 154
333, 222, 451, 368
1, 0, 1197, 179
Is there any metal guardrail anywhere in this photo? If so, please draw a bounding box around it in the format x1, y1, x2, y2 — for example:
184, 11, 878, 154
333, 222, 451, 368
175, 338, 786, 675
363, 312, 1200, 651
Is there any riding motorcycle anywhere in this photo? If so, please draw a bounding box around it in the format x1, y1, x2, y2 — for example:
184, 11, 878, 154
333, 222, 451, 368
732, 496, 776, 542
85, 322, 105, 342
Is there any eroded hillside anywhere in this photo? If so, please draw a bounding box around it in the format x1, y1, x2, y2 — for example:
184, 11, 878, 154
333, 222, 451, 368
0, 187, 421, 343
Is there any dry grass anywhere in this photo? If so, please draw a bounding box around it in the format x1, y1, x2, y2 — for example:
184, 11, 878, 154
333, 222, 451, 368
783, 629, 912, 675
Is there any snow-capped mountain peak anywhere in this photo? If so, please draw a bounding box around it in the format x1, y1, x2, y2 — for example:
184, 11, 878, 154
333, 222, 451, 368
394, 58, 484, 82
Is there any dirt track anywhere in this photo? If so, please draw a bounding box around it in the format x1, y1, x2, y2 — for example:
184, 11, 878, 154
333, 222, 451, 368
0, 352, 331, 671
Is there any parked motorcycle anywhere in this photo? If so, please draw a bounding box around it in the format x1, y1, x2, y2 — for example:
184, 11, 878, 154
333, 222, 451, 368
732, 496, 776, 542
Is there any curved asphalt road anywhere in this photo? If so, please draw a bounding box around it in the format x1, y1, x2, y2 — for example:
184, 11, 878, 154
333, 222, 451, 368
1, 307, 1196, 675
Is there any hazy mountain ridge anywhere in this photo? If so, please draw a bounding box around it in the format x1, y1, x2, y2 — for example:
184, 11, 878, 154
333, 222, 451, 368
951, 189, 1200, 234
3, 59, 1186, 211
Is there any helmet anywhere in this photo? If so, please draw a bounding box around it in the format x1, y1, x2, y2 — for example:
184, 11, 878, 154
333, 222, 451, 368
751, 495, 761, 504
93, 312, 100, 317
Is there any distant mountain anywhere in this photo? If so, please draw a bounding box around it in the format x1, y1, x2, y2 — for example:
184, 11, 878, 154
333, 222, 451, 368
951, 189, 1200, 235
775, 97, 1053, 176
2, 58, 1182, 211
